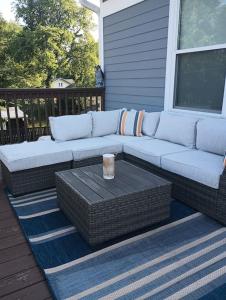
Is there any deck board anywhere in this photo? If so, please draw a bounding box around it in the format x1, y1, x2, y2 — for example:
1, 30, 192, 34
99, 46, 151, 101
0, 183, 52, 299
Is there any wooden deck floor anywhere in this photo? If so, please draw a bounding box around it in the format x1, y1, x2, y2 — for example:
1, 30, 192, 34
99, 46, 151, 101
0, 182, 52, 300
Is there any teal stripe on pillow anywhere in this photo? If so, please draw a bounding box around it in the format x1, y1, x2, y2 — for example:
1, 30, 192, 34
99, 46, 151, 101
133, 111, 139, 136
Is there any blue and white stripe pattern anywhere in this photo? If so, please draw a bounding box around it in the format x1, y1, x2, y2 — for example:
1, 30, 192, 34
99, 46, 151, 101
8, 189, 226, 300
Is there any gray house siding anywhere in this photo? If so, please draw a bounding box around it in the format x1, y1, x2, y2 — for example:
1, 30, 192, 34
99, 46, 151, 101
103, 0, 169, 112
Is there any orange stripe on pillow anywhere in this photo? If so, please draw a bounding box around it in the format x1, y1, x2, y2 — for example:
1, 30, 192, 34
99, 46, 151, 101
121, 111, 128, 135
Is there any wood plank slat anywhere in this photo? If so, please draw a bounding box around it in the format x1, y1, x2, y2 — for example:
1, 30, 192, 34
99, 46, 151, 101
0, 242, 31, 264
65, 94, 69, 115
0, 210, 14, 221
6, 100, 12, 144
0, 106, 4, 144
0, 217, 18, 230
82, 165, 127, 197
59, 172, 103, 202
77, 95, 81, 114
95, 95, 98, 110
75, 169, 115, 200
38, 98, 42, 128
0, 232, 26, 251
58, 96, 62, 115
0, 184, 52, 299
51, 97, 55, 117
13, 98, 20, 143
89, 95, 92, 111
0, 255, 37, 280
44, 98, 49, 128
0, 281, 51, 300
84, 96, 87, 112
0, 224, 21, 239
0, 267, 44, 298
30, 98, 35, 140
22, 98, 29, 141
0, 201, 12, 214
83, 164, 136, 194
72, 96, 75, 114
119, 161, 170, 187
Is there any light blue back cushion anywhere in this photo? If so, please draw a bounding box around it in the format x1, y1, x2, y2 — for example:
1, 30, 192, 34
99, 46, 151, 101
49, 114, 92, 141
155, 112, 198, 148
91, 110, 121, 137
142, 112, 161, 137
196, 118, 226, 156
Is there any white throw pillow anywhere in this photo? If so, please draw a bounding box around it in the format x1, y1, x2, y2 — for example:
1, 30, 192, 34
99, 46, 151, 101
142, 112, 160, 137
155, 112, 198, 148
49, 114, 92, 142
90, 110, 121, 137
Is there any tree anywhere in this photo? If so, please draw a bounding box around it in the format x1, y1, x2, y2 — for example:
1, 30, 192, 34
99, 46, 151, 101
0, 1, 98, 88
0, 16, 46, 87
12, 0, 98, 87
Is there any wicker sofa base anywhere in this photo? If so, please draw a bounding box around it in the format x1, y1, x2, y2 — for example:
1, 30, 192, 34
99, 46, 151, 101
2, 161, 72, 196
124, 154, 226, 226
2, 150, 226, 226
2, 154, 123, 196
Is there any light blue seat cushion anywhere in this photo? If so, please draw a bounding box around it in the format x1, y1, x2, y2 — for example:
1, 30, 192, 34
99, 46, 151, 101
155, 112, 198, 148
162, 150, 224, 189
196, 118, 226, 155
124, 139, 188, 167
0, 140, 73, 172
104, 134, 152, 146
58, 137, 123, 161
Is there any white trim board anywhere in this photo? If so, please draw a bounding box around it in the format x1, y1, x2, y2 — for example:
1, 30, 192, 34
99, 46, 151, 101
99, 6, 104, 69
102, 0, 144, 17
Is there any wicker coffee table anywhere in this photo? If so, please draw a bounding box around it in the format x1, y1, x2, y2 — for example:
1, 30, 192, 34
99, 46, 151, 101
56, 160, 172, 246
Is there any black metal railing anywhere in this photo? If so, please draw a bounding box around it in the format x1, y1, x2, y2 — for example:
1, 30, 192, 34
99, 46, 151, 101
0, 88, 105, 145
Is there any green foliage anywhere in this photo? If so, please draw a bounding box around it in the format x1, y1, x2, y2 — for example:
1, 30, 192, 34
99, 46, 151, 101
0, 0, 98, 88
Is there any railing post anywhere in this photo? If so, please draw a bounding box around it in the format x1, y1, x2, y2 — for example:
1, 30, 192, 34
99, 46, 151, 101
101, 89, 105, 111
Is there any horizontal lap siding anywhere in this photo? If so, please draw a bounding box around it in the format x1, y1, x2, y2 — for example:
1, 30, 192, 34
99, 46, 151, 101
104, 0, 169, 112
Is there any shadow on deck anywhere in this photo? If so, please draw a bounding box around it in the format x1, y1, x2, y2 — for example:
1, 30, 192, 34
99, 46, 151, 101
0, 182, 52, 300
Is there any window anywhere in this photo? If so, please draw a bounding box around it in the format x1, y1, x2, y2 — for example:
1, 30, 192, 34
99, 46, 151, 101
165, 0, 226, 116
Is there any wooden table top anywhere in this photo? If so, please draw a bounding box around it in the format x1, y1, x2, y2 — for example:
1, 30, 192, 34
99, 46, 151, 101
56, 160, 171, 204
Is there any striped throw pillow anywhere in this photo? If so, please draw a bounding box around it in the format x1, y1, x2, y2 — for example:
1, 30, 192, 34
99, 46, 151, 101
118, 110, 144, 136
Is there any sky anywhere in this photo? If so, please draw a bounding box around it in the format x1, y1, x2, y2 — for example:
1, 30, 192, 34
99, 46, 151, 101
0, 0, 99, 39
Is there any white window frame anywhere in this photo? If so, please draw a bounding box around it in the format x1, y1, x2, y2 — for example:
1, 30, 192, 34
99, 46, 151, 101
164, 0, 226, 118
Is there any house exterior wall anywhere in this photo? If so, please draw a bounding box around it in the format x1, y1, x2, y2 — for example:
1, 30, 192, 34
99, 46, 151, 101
50, 79, 70, 88
103, 0, 169, 112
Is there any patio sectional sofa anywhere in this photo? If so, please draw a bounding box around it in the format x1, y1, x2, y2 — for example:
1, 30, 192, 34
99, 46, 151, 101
0, 110, 226, 225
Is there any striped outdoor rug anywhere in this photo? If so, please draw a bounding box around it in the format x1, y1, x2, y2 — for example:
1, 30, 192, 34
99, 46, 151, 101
8, 188, 226, 300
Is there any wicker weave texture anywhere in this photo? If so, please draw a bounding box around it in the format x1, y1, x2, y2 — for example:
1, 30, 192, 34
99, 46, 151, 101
2, 161, 72, 196
56, 161, 172, 246
124, 154, 226, 225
